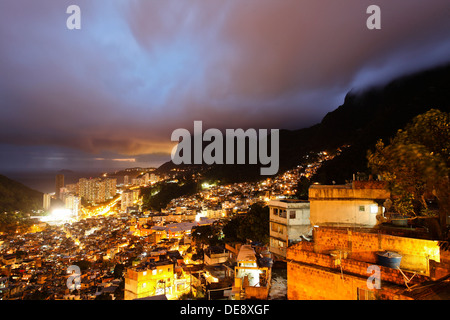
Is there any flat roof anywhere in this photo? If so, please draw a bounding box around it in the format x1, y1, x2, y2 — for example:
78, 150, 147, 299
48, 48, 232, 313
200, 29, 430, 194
237, 245, 256, 262
268, 199, 310, 208
309, 184, 352, 189
134, 294, 168, 300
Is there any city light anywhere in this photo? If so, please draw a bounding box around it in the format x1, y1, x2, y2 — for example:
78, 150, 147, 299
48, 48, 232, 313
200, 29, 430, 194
40, 208, 73, 223
52, 208, 72, 219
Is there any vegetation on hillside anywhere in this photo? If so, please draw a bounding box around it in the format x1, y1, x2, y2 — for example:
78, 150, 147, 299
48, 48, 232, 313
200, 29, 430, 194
368, 109, 450, 237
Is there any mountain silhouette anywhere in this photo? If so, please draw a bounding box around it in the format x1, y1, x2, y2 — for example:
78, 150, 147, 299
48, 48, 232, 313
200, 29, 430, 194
156, 62, 450, 184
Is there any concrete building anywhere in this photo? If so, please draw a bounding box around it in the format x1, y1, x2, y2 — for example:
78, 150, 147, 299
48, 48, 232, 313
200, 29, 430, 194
64, 195, 80, 218
79, 177, 117, 204
231, 245, 272, 300
143, 173, 149, 185
105, 178, 117, 199
285, 181, 450, 300
124, 260, 175, 300
286, 226, 450, 300
65, 183, 79, 195
43, 193, 51, 211
308, 181, 390, 227
268, 199, 311, 259
149, 173, 159, 184
204, 247, 229, 265
55, 174, 64, 200
121, 190, 135, 212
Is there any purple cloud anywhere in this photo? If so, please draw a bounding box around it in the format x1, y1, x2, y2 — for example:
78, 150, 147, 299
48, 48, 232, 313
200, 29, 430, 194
0, 0, 449, 171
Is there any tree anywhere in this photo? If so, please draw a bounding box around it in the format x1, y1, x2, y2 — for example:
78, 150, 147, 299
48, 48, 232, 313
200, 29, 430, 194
294, 176, 311, 200
240, 203, 270, 244
222, 216, 241, 243
141, 180, 198, 211
113, 263, 125, 279
368, 109, 450, 237
191, 225, 220, 249
0, 211, 32, 234
222, 203, 270, 244
73, 260, 92, 272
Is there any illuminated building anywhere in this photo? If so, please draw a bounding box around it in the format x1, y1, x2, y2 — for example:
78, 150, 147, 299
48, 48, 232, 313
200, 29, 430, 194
43, 193, 51, 211
286, 181, 450, 300
149, 173, 159, 184
105, 178, 117, 199
143, 173, 149, 185
204, 247, 228, 265
268, 199, 311, 259
287, 226, 449, 300
124, 260, 175, 300
55, 174, 64, 200
121, 190, 134, 212
65, 183, 79, 195
231, 245, 272, 300
79, 177, 117, 204
308, 181, 389, 227
65, 194, 80, 218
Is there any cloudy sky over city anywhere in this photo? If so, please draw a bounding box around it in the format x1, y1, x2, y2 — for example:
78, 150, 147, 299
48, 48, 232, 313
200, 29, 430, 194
1, 0, 450, 172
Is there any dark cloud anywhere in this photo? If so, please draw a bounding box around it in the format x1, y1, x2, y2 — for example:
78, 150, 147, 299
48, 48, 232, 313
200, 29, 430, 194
0, 0, 450, 170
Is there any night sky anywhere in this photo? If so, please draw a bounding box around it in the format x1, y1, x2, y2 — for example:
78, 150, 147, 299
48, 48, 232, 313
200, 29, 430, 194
1, 0, 450, 172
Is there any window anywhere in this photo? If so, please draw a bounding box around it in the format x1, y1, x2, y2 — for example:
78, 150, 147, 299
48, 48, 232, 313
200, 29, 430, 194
152, 269, 157, 275
290, 211, 296, 219
143, 271, 147, 276
370, 205, 378, 214
359, 206, 365, 212
271, 223, 284, 234
357, 287, 375, 300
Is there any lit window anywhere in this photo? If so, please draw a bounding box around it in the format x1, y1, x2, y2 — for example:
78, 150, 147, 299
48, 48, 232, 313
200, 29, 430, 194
370, 205, 378, 214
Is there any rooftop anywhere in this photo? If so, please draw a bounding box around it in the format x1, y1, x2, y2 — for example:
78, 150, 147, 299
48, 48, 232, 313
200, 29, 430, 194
237, 245, 256, 262
268, 199, 310, 209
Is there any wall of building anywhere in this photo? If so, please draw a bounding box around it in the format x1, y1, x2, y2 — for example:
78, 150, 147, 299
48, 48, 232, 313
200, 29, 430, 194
309, 182, 389, 200
124, 264, 174, 300
285, 227, 448, 300
269, 200, 311, 259
204, 252, 228, 265
287, 260, 411, 300
310, 200, 380, 226
269, 237, 286, 258
311, 227, 440, 275
308, 183, 389, 227
245, 286, 269, 300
